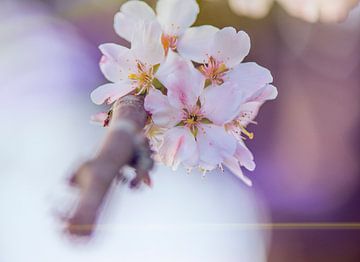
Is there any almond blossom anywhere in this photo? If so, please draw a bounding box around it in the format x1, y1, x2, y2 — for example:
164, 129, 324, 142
90, 1, 279, 185
114, 0, 199, 55
225, 62, 277, 133
144, 52, 244, 171
178, 26, 251, 85
223, 64, 278, 185
91, 21, 164, 105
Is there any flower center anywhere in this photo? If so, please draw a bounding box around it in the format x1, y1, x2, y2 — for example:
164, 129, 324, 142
182, 106, 204, 136
199, 56, 229, 85
161, 34, 178, 56
128, 62, 154, 94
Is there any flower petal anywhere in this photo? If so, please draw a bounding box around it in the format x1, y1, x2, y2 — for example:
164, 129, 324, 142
235, 140, 256, 171
156, 0, 199, 36
159, 127, 198, 169
227, 62, 273, 101
197, 124, 237, 169
155, 50, 193, 82
237, 101, 262, 127
156, 51, 204, 109
210, 27, 251, 68
177, 25, 219, 63
201, 82, 244, 125
90, 112, 108, 126
237, 85, 277, 126
90, 82, 134, 105
247, 84, 278, 103
114, 0, 156, 42
131, 21, 165, 66
223, 156, 253, 186
144, 88, 182, 128
99, 43, 134, 82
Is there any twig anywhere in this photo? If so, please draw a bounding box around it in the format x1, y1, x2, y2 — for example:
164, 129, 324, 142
65, 95, 150, 236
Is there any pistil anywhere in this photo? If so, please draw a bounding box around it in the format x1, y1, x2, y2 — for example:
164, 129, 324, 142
182, 107, 204, 137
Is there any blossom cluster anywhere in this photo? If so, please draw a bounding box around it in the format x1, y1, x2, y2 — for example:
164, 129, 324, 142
91, 0, 277, 185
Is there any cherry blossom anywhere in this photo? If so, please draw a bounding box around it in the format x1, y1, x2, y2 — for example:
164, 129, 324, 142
144, 52, 244, 171
225, 64, 277, 137
91, 21, 164, 105
114, 0, 199, 55
90, 1, 279, 185
221, 85, 277, 185
178, 26, 251, 85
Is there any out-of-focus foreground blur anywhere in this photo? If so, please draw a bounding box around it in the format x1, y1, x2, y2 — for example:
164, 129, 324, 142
1, 0, 360, 261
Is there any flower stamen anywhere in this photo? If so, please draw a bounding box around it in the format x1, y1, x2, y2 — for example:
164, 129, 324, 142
240, 125, 254, 140
181, 106, 204, 137
128, 62, 154, 94
161, 34, 178, 56
199, 56, 229, 85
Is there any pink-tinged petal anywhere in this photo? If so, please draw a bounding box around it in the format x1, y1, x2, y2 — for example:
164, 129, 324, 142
90, 112, 108, 126
177, 25, 219, 63
237, 84, 278, 125
99, 43, 135, 82
201, 82, 243, 125
159, 127, 198, 169
114, 1, 156, 42
227, 62, 273, 100
156, 0, 199, 36
197, 124, 237, 169
131, 21, 165, 66
144, 88, 182, 128
90, 82, 134, 105
237, 101, 262, 127
210, 27, 251, 68
223, 157, 253, 186
155, 50, 193, 82
235, 140, 256, 171
248, 84, 278, 103
156, 51, 204, 109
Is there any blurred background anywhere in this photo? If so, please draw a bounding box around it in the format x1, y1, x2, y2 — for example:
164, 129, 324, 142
0, 0, 359, 261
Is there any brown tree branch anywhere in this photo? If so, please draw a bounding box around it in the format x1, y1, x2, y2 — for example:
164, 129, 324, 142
65, 94, 150, 236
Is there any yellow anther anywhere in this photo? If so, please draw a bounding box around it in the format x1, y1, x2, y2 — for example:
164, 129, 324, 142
216, 63, 228, 74
240, 126, 254, 140
128, 73, 139, 80
185, 118, 196, 126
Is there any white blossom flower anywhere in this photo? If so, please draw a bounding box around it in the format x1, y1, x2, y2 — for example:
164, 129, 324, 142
90, 0, 279, 185
178, 26, 251, 85
91, 21, 164, 105
225, 62, 277, 139
144, 52, 244, 171
222, 64, 278, 185
114, 0, 199, 55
